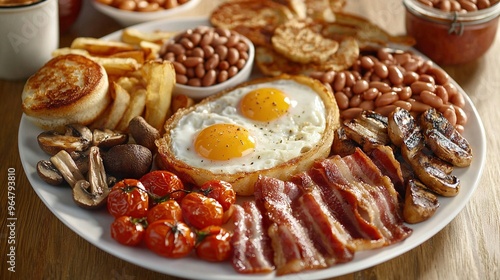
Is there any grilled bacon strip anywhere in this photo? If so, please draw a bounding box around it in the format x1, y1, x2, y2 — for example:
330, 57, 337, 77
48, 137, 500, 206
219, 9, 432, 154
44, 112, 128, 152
255, 176, 328, 275
231, 202, 275, 274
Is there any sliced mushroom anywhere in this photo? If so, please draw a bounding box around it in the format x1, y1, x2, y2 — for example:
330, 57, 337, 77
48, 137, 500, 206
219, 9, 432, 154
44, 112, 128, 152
36, 160, 64, 186
37, 124, 92, 156
92, 129, 129, 149
403, 179, 439, 224
72, 146, 110, 209
343, 110, 390, 152
420, 108, 473, 167
50, 150, 85, 188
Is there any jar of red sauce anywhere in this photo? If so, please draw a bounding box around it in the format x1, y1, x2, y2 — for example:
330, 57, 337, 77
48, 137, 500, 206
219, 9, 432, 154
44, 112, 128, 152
59, 0, 82, 33
403, 0, 500, 65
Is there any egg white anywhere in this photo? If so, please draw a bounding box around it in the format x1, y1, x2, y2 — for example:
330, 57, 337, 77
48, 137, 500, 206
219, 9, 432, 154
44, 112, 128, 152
170, 79, 327, 174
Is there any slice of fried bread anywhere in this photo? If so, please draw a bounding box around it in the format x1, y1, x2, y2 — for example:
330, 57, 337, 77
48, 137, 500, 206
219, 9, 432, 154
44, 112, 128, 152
210, 0, 294, 46
156, 75, 340, 196
271, 18, 339, 64
22, 54, 110, 131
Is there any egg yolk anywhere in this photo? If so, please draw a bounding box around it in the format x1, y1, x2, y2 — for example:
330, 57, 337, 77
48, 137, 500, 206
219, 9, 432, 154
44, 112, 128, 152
240, 87, 291, 122
194, 123, 255, 161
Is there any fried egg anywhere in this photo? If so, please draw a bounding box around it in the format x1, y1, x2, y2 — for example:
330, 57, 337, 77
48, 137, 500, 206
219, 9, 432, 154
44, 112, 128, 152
170, 78, 327, 174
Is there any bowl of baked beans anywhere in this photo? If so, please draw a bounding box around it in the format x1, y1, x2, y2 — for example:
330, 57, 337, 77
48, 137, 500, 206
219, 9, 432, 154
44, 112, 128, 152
403, 0, 500, 65
160, 26, 255, 100
92, 0, 200, 26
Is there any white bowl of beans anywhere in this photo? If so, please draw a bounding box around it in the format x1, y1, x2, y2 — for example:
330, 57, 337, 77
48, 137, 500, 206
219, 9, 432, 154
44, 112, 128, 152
160, 26, 255, 100
92, 0, 201, 26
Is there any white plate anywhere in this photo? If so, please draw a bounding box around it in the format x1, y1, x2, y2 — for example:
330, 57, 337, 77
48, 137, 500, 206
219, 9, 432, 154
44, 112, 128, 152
19, 17, 487, 280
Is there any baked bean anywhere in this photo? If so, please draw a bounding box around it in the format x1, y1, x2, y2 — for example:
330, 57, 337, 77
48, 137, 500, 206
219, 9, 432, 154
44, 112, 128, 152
341, 108, 364, 120
218, 60, 229, 71
438, 0, 452, 11
450, 0, 462, 11
363, 87, 380, 100
477, 0, 491, 9
205, 54, 219, 70
459, 0, 478, 11
215, 45, 228, 61
388, 65, 404, 85
239, 50, 249, 61
335, 91, 350, 110
375, 91, 399, 107
369, 81, 392, 92
189, 33, 202, 46
397, 86, 413, 100
417, 60, 433, 74
373, 62, 389, 79
191, 47, 204, 58
176, 74, 188, 85
187, 78, 202, 87
454, 105, 468, 125
186, 67, 195, 78
408, 99, 432, 112
227, 48, 240, 65
393, 100, 412, 111
349, 95, 362, 107
375, 105, 398, 116
172, 61, 186, 75
426, 67, 450, 85
377, 48, 394, 61
450, 90, 465, 108
167, 43, 185, 56
202, 45, 214, 58
440, 105, 457, 126
360, 56, 375, 69
418, 0, 434, 6
403, 71, 419, 85
195, 64, 205, 78
344, 71, 357, 87
236, 59, 246, 69
352, 80, 370, 94
418, 74, 436, 85
309, 71, 325, 81
226, 34, 240, 48
411, 81, 435, 94
403, 59, 420, 73
394, 53, 412, 65
212, 36, 228, 47
322, 71, 336, 84
215, 27, 231, 38
228, 66, 238, 78
435, 85, 449, 104
118, 0, 136, 10
359, 100, 375, 111
333, 72, 347, 92
200, 31, 214, 46
420, 90, 444, 108
184, 57, 203, 68
180, 37, 194, 49
217, 70, 229, 83
202, 70, 217, 86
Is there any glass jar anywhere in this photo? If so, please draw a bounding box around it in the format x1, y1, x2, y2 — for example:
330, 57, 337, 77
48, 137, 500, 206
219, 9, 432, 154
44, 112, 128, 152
59, 0, 82, 33
403, 0, 500, 65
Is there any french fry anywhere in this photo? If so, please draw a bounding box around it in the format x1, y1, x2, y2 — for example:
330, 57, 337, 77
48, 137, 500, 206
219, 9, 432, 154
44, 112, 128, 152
110, 50, 146, 65
121, 28, 176, 45
139, 40, 162, 61
51, 47, 90, 58
70, 37, 136, 56
102, 82, 131, 130
116, 88, 147, 132
141, 60, 176, 131
93, 57, 142, 76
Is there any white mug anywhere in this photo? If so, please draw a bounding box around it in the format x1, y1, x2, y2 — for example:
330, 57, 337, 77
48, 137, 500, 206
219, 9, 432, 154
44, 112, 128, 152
0, 0, 59, 80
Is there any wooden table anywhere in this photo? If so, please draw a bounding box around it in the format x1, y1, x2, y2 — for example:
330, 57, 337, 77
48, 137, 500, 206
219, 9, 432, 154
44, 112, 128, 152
1, 0, 499, 279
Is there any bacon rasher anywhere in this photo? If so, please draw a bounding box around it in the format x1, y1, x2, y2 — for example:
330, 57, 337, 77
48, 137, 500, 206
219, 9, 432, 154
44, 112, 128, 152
231, 202, 275, 274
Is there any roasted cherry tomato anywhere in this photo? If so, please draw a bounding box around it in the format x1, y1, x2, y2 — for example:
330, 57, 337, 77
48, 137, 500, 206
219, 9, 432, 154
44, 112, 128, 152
147, 199, 183, 224
107, 179, 149, 218
181, 192, 223, 229
195, 225, 233, 262
140, 170, 186, 203
110, 216, 146, 246
199, 180, 236, 211
144, 219, 195, 258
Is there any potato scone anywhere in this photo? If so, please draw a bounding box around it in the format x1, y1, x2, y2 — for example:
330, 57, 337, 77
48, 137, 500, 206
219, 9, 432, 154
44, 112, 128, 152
156, 75, 340, 196
22, 54, 110, 131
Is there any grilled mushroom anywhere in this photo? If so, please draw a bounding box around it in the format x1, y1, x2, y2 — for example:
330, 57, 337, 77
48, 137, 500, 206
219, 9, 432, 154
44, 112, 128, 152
50, 150, 85, 188
92, 128, 128, 149
36, 160, 64, 186
72, 146, 110, 209
37, 124, 92, 156
403, 178, 439, 224
420, 108, 473, 167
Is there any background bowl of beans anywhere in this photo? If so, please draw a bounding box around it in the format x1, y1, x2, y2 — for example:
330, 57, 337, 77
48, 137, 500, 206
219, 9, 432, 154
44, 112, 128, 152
403, 0, 500, 65
160, 26, 255, 100
92, 0, 201, 26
